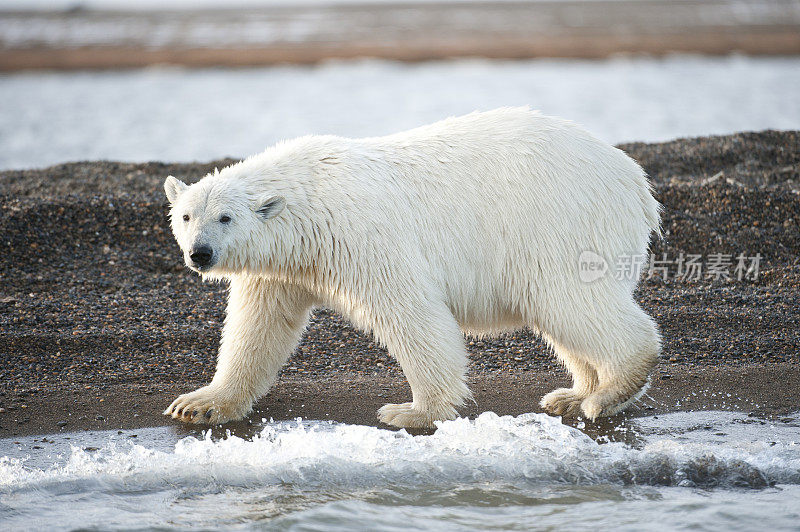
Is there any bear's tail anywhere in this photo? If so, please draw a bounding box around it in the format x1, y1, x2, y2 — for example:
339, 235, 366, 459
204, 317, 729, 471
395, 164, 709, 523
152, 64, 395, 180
641, 181, 663, 239
630, 156, 662, 240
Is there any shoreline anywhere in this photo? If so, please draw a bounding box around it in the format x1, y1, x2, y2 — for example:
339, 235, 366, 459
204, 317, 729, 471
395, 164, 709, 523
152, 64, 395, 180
2, 0, 800, 70
4, 30, 800, 71
2, 364, 798, 438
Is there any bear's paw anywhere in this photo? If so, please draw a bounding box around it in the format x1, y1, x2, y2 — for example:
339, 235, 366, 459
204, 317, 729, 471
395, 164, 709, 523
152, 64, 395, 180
539, 388, 585, 418
163, 385, 250, 425
377, 401, 458, 429
580, 379, 651, 421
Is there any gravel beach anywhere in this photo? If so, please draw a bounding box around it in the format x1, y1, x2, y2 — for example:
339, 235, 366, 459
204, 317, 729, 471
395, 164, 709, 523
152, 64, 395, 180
0, 130, 798, 437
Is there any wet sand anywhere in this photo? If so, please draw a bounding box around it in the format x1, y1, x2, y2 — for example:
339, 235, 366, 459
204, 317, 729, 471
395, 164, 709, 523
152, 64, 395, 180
0, 130, 798, 438
2, 0, 800, 70
1, 365, 799, 438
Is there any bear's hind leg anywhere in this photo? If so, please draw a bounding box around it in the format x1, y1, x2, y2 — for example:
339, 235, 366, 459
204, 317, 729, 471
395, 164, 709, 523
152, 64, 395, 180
579, 303, 660, 420
371, 295, 472, 429
539, 349, 598, 417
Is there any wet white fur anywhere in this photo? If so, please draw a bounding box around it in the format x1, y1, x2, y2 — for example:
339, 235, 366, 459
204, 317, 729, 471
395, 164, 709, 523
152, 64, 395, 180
162, 107, 662, 428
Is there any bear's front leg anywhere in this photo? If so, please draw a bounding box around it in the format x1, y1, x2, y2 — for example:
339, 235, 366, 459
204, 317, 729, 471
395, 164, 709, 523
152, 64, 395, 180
164, 276, 314, 424
371, 291, 472, 429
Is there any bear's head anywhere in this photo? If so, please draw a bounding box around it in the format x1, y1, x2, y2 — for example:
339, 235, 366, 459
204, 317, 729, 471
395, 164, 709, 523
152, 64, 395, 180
164, 174, 286, 277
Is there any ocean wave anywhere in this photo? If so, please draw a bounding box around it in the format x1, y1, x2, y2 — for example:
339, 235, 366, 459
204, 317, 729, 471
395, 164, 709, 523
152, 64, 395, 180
2, 412, 798, 493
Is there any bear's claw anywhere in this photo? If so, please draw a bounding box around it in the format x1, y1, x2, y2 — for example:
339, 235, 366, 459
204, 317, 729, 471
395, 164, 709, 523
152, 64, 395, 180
163, 385, 249, 425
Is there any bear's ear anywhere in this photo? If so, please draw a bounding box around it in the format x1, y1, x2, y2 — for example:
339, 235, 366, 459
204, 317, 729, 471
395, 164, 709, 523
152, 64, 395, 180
164, 175, 188, 205
255, 195, 286, 220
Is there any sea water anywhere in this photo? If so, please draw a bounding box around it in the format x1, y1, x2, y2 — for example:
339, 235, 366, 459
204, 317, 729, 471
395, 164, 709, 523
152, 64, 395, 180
1, 55, 800, 170
1, 410, 798, 530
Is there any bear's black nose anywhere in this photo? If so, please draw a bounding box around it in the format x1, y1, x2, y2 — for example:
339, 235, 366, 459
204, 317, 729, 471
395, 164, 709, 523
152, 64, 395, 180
190, 245, 213, 267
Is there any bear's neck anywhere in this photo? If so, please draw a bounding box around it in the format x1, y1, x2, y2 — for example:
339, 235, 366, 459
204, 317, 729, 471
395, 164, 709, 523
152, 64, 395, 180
246, 215, 343, 292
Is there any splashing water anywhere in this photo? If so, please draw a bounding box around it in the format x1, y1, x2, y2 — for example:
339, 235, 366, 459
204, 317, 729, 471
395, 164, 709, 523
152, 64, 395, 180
1, 411, 799, 530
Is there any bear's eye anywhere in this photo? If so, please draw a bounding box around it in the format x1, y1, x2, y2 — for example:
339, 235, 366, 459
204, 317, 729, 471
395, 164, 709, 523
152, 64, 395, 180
219, 215, 231, 224
182, 214, 190, 222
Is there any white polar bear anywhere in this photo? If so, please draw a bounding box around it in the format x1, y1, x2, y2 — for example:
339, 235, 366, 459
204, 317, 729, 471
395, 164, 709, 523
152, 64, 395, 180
162, 107, 661, 428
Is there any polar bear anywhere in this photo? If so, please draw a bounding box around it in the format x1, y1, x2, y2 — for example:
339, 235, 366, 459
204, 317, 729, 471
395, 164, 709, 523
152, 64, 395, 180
162, 107, 661, 428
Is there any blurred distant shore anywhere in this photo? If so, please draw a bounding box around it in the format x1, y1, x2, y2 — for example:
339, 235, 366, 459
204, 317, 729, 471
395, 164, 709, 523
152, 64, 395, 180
2, 0, 800, 71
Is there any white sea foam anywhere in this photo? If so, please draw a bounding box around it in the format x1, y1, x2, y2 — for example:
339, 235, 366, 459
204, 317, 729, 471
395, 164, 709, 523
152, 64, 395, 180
1, 411, 799, 530
1, 412, 798, 491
